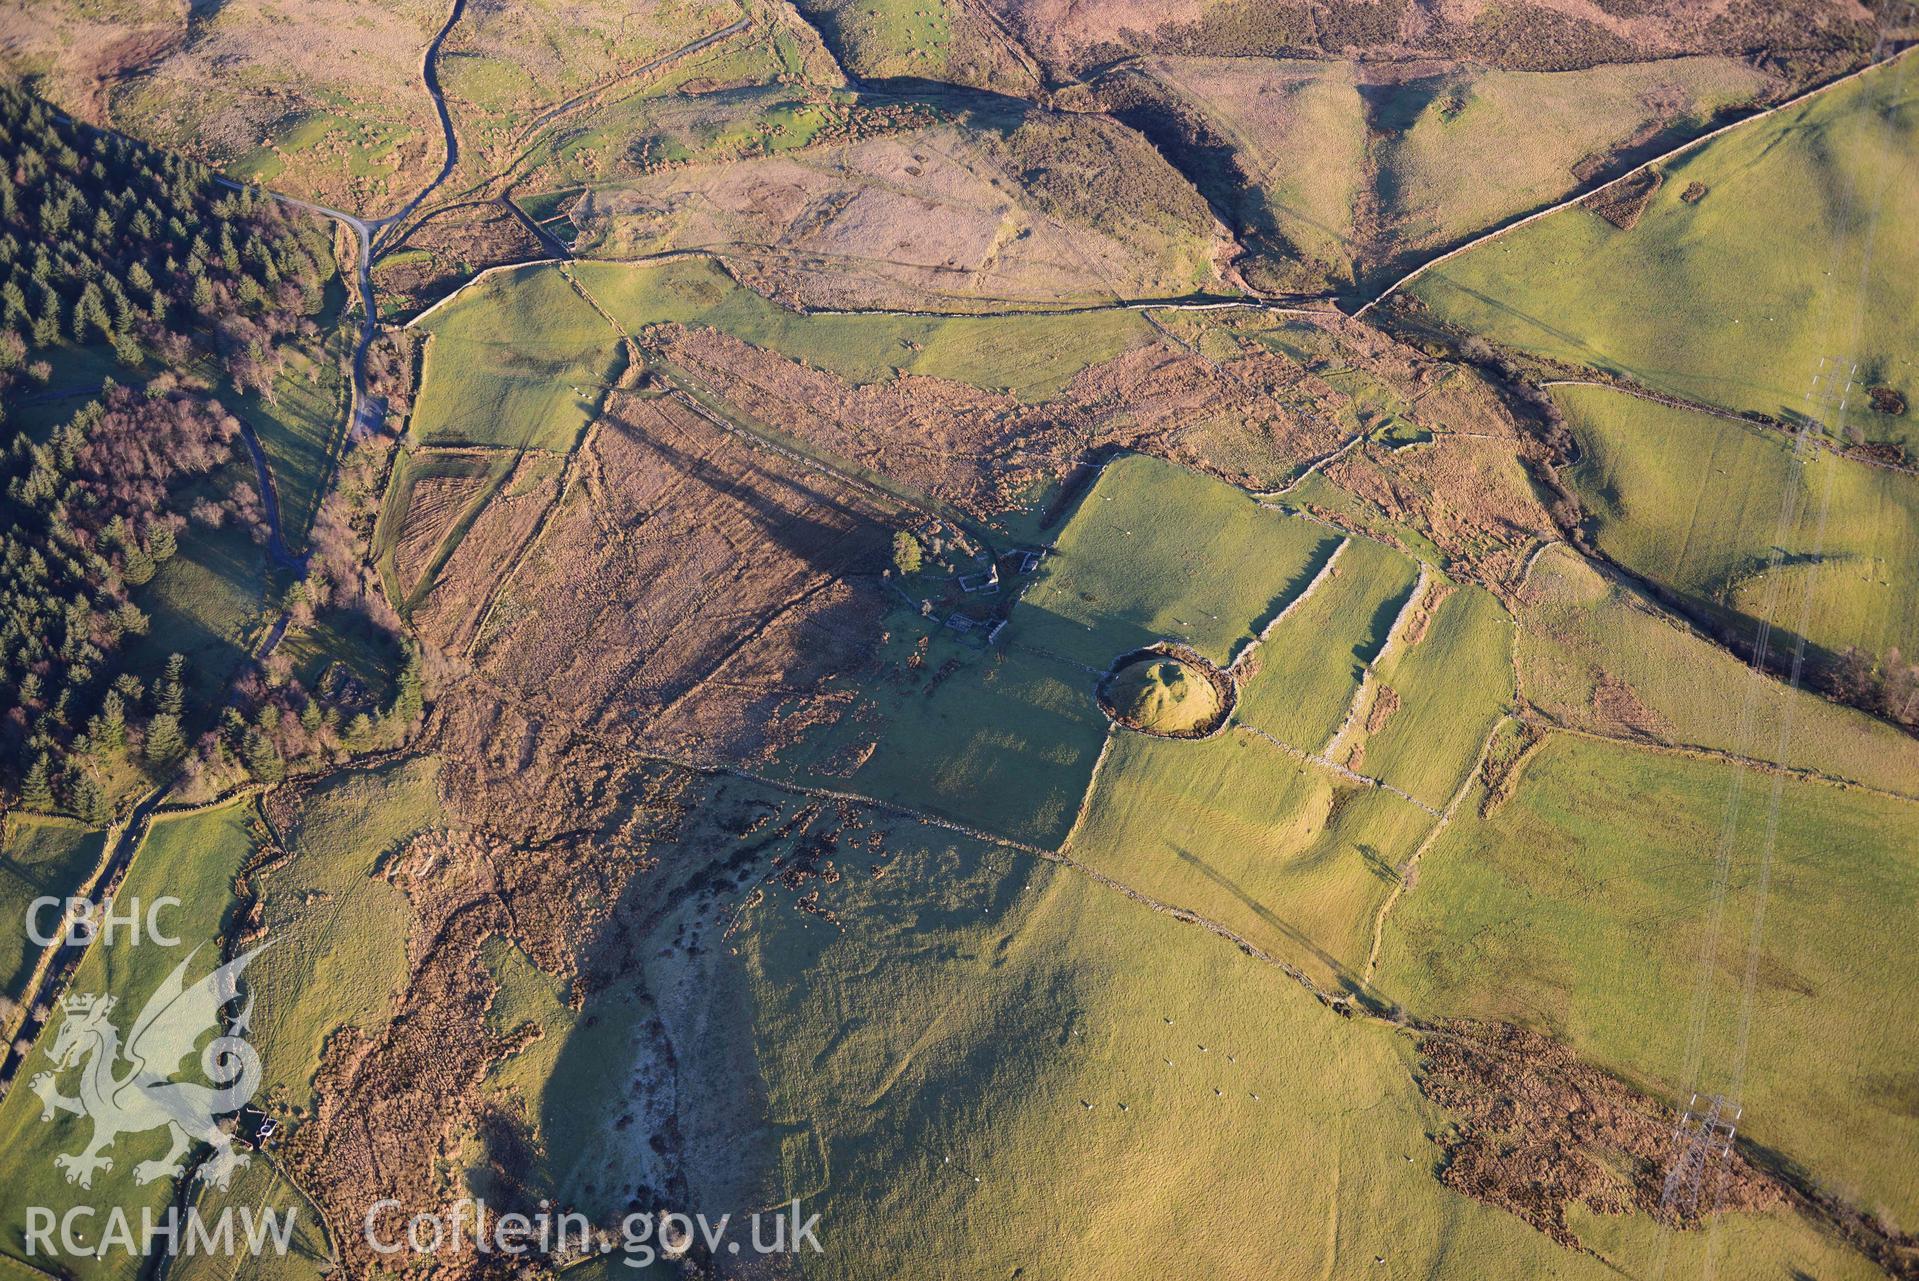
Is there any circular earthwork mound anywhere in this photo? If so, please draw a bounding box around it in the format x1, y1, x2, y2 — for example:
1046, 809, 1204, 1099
1096, 644, 1236, 739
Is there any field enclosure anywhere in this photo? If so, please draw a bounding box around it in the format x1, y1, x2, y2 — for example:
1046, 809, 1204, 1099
1411, 53, 1919, 449
1555, 383, 1919, 667
1111, 52, 1773, 295
1378, 732, 1919, 1229
0, 817, 104, 1010
1517, 543, 1919, 797
1015, 455, 1342, 669
410, 265, 626, 451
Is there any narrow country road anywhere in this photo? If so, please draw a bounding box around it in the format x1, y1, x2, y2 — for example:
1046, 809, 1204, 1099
0, 779, 174, 1090
0, 0, 476, 1118
233, 416, 302, 571
218, 0, 469, 428
371, 0, 468, 259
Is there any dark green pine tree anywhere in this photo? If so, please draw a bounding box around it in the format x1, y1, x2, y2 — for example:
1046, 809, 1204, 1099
67, 770, 109, 824
393, 650, 424, 723
158, 652, 185, 717
240, 723, 284, 783
20, 753, 53, 809
96, 690, 127, 749
144, 712, 182, 763
31, 290, 59, 346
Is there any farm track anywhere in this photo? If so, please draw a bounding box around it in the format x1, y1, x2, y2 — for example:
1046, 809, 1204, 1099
663, 375, 963, 538
232, 416, 302, 571
512, 14, 752, 142
211, 176, 383, 445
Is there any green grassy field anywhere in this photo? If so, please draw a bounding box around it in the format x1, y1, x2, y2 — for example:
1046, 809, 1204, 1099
10, 344, 128, 437
1519, 543, 1919, 796
714, 801, 1874, 1278
1135, 57, 1366, 289
410, 265, 624, 450
1411, 55, 1919, 448
1065, 727, 1430, 991
1018, 455, 1342, 669
1377, 732, 1919, 1227
508, 69, 836, 192
1555, 384, 1919, 665
478, 935, 570, 1108
799, 0, 954, 81
1233, 536, 1420, 748
1146, 54, 1766, 294
0, 802, 259, 1281
773, 609, 1110, 847
1375, 57, 1766, 276
170, 1155, 333, 1281
249, 759, 441, 1113
127, 511, 274, 720
570, 258, 1152, 401
222, 107, 423, 205
0, 816, 105, 1007
1361, 582, 1515, 809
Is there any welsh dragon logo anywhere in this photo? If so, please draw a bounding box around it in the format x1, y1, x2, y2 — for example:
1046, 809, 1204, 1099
28, 944, 267, 1191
